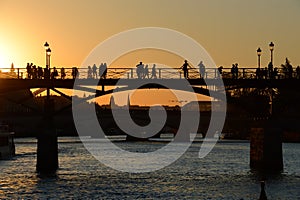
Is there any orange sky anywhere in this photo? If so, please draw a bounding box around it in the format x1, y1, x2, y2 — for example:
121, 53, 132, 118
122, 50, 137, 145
1, 0, 300, 105
1, 0, 299, 69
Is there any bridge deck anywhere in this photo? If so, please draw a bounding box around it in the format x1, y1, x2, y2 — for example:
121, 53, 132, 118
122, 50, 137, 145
1, 78, 300, 92
0, 67, 300, 95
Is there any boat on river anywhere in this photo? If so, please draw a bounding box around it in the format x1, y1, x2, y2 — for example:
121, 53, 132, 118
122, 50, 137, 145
0, 125, 15, 159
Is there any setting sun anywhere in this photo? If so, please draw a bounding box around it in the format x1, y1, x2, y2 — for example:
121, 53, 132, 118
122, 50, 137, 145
0, 47, 13, 69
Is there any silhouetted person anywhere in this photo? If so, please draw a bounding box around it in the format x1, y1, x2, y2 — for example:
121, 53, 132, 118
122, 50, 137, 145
37, 66, 43, 79
99, 63, 107, 79
256, 67, 261, 79
136, 62, 144, 79
72, 67, 78, 79
273, 67, 278, 79
87, 66, 93, 79
32, 65, 37, 79
103, 63, 107, 79
217, 66, 223, 78
263, 67, 268, 79
284, 58, 293, 78
10, 63, 15, 73
234, 63, 239, 79
92, 64, 97, 79
144, 64, 149, 79
231, 64, 235, 78
61, 67, 66, 79
51, 67, 58, 79
181, 60, 191, 79
296, 66, 300, 79
231, 64, 236, 79
99, 63, 104, 79
151, 64, 157, 79
26, 63, 32, 79
198, 61, 206, 78
259, 181, 267, 200
268, 62, 273, 79
44, 68, 50, 79
288, 65, 293, 79
9, 63, 16, 78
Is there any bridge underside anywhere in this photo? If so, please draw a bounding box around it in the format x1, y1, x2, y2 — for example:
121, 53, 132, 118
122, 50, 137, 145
1, 77, 299, 115
1, 78, 300, 91
1, 78, 300, 137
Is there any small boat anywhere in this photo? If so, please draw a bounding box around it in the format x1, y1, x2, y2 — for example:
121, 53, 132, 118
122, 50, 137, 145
0, 125, 15, 159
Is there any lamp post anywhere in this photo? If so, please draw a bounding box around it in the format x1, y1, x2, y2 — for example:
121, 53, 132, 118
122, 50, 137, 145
43, 42, 52, 94
46, 48, 51, 69
44, 42, 49, 68
37, 42, 58, 174
257, 47, 262, 69
269, 42, 274, 64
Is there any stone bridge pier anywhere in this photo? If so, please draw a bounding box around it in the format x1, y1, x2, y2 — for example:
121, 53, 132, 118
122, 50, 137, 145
249, 95, 283, 172
250, 122, 283, 171
36, 89, 59, 174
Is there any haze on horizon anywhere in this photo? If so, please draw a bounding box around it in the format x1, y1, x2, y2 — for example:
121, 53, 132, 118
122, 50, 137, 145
0, 0, 300, 70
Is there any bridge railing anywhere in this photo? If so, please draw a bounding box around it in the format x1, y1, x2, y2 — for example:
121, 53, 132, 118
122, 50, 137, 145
0, 67, 299, 80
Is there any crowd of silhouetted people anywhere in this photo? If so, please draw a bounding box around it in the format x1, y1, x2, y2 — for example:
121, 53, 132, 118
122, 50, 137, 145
87, 63, 107, 79
23, 58, 300, 80
255, 58, 300, 79
178, 58, 300, 80
26, 63, 68, 80
136, 62, 157, 79
25, 63, 108, 80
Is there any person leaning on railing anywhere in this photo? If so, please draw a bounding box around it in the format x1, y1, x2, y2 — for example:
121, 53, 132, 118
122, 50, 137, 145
61, 67, 66, 79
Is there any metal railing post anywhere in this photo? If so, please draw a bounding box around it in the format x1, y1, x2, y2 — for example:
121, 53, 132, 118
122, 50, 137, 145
159, 69, 161, 79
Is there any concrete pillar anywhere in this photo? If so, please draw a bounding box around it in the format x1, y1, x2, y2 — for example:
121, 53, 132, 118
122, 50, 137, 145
250, 122, 283, 171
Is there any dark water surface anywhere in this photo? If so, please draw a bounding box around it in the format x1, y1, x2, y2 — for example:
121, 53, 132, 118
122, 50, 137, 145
0, 138, 299, 199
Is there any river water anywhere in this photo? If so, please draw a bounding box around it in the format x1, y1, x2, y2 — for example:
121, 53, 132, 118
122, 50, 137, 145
0, 137, 299, 199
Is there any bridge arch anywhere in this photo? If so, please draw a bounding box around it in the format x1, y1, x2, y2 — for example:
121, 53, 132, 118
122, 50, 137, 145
75, 85, 226, 101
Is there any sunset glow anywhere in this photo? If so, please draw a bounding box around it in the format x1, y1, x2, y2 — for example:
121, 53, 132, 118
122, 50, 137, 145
1, 0, 299, 69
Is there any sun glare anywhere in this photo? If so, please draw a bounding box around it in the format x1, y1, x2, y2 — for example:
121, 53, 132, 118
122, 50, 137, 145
0, 47, 13, 69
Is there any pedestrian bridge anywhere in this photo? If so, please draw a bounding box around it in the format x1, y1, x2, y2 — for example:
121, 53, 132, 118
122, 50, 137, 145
1, 66, 300, 103
1, 66, 296, 173
1, 67, 300, 92
1, 66, 299, 80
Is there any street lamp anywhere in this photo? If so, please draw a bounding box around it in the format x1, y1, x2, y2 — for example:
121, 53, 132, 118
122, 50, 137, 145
44, 42, 49, 49
44, 42, 51, 69
269, 42, 274, 64
257, 47, 262, 69
46, 48, 51, 68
